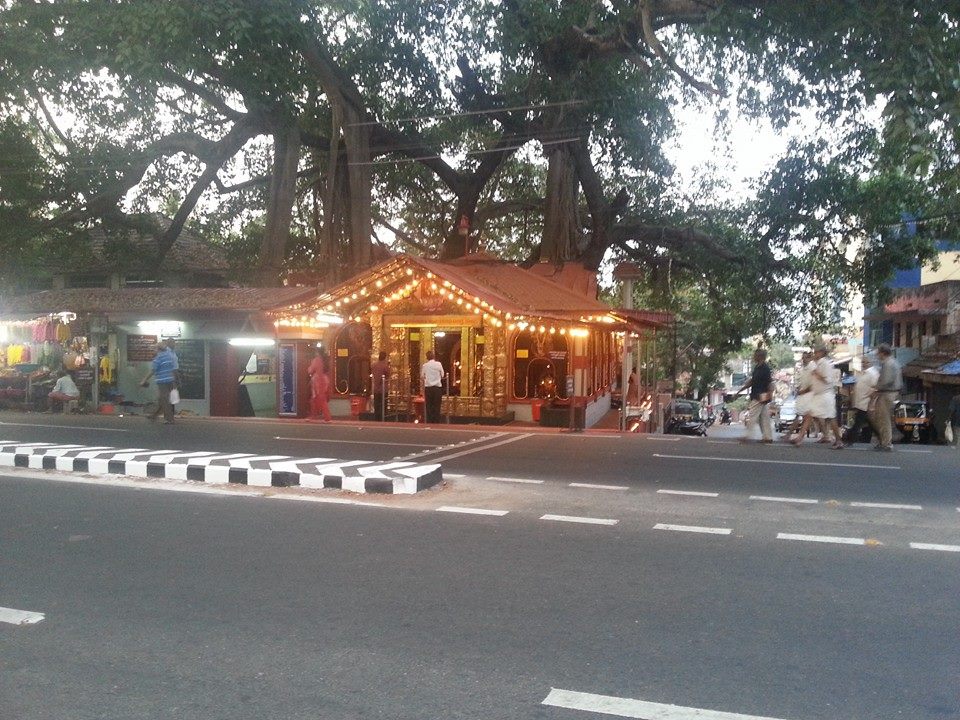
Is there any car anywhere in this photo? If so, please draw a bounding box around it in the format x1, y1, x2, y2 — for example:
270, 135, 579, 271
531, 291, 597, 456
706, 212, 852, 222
894, 400, 937, 444
775, 397, 798, 432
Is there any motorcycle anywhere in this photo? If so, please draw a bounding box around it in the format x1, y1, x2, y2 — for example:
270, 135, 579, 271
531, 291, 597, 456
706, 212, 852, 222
665, 399, 708, 436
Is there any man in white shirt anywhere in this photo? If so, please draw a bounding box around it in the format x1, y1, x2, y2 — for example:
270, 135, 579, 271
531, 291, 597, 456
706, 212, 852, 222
48, 370, 80, 411
845, 356, 879, 445
420, 350, 446, 423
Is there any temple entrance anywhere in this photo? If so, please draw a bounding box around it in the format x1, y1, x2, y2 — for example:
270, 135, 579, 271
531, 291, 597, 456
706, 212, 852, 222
387, 316, 486, 419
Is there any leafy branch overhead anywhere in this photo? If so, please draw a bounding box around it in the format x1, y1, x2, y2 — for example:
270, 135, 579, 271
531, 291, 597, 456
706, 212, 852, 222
0, 0, 957, 340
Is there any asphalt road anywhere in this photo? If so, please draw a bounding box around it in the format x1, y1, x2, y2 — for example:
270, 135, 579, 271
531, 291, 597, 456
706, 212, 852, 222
2, 412, 959, 719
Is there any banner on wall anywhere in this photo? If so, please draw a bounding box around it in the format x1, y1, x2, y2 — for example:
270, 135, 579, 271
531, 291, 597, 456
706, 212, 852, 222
278, 342, 297, 416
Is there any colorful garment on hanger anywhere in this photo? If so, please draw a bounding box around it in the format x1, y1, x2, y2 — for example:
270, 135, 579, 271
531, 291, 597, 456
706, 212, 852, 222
99, 355, 114, 384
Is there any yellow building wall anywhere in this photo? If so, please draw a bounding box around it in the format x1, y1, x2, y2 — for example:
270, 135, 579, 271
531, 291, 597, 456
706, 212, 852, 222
921, 251, 960, 284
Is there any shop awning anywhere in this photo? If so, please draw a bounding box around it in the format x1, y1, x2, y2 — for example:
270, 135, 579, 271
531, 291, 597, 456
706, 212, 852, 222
903, 356, 950, 378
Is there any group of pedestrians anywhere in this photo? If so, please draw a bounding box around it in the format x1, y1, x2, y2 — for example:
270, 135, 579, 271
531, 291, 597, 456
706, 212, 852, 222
740, 342, 904, 451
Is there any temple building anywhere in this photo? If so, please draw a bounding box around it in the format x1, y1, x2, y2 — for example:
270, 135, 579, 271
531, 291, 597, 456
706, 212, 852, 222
272, 253, 673, 428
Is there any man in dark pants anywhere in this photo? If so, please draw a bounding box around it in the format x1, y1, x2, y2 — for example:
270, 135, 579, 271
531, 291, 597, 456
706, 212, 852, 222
737, 348, 773, 443
420, 350, 445, 424
140, 340, 179, 424
370, 351, 390, 421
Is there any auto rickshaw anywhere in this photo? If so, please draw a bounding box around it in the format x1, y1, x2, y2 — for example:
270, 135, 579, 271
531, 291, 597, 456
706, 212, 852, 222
894, 400, 937, 444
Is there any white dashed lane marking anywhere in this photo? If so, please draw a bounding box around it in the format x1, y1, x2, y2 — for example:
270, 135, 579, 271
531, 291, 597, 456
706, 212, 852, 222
654, 523, 731, 535
910, 542, 960, 553
750, 495, 818, 504
0, 607, 45, 625
437, 506, 509, 516
569, 482, 629, 490
540, 514, 618, 526
657, 489, 719, 497
653, 453, 901, 470
850, 501, 922, 510
274, 436, 436, 447
488, 476, 544, 484
777, 533, 867, 546
542, 687, 789, 719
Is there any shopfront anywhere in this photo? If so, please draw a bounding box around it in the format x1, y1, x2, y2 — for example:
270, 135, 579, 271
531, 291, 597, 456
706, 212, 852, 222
0, 287, 317, 417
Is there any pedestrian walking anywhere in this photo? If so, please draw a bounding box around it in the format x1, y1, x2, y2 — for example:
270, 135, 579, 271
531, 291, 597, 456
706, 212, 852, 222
783, 352, 813, 440
370, 351, 390, 421
792, 344, 844, 448
845, 356, 879, 445
947, 392, 960, 449
420, 350, 445, 424
140, 340, 179, 424
871, 343, 902, 451
737, 348, 774, 443
307, 348, 332, 422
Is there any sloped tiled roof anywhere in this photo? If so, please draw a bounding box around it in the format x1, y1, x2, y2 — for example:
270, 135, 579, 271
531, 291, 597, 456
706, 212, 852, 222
297, 253, 672, 329
410, 254, 610, 315
74, 218, 229, 273
0, 287, 318, 316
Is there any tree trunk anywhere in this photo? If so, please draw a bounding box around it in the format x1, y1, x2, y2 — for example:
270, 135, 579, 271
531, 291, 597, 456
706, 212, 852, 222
539, 143, 582, 264
301, 36, 374, 279
257, 122, 301, 286
342, 107, 372, 271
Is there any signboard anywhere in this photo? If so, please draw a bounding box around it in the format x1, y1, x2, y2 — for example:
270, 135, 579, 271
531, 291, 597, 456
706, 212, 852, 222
174, 339, 205, 400
565, 375, 575, 396
127, 334, 158, 362
548, 350, 567, 360
278, 342, 297, 416
74, 367, 95, 384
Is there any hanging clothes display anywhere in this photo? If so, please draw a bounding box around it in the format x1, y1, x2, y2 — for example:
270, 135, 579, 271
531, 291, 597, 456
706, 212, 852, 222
99, 354, 114, 384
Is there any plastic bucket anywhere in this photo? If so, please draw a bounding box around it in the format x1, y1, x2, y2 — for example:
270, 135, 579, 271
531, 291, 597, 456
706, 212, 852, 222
531, 399, 543, 422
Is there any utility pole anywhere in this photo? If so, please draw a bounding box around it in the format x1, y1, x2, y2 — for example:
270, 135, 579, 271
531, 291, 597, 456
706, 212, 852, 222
613, 262, 644, 432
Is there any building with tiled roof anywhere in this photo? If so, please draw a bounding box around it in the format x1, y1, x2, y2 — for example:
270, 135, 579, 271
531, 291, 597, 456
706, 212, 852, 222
269, 253, 673, 428
52, 217, 230, 290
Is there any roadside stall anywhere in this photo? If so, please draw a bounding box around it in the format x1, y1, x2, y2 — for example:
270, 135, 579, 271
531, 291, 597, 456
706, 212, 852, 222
0, 312, 94, 410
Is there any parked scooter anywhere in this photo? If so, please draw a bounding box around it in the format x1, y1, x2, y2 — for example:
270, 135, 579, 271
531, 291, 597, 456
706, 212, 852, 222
664, 399, 708, 436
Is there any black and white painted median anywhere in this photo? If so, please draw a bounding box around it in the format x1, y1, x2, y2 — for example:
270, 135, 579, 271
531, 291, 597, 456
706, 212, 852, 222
0, 441, 442, 494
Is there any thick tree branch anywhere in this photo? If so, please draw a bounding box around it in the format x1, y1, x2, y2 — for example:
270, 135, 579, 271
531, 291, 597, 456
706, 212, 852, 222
474, 199, 543, 223
638, 0, 721, 95
157, 120, 260, 260
614, 222, 744, 262
44, 123, 262, 231
159, 68, 245, 119
374, 213, 433, 254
